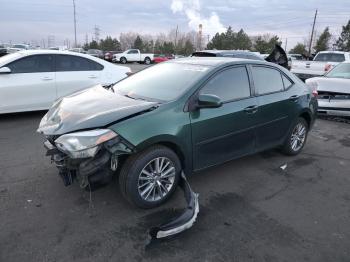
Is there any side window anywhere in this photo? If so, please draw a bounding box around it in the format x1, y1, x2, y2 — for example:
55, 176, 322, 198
127, 50, 138, 54
200, 66, 251, 102
252, 66, 284, 95
7, 55, 54, 73
282, 74, 293, 89
56, 55, 103, 71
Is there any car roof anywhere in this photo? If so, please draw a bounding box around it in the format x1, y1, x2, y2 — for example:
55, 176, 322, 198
0, 49, 107, 66
169, 57, 270, 67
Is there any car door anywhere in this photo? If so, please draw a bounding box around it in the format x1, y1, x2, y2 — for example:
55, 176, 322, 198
55, 54, 103, 99
127, 49, 139, 62
250, 65, 297, 151
0, 54, 55, 113
190, 66, 259, 171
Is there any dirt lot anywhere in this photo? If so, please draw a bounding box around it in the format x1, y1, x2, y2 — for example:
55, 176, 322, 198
1, 112, 350, 262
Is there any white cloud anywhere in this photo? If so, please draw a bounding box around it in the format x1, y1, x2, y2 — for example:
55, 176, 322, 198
170, 0, 226, 34
171, 0, 184, 13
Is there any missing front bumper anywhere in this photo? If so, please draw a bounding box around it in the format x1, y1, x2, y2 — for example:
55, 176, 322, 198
149, 172, 199, 239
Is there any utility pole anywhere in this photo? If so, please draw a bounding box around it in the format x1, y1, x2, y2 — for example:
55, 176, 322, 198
284, 38, 288, 51
73, 0, 77, 47
174, 25, 178, 54
94, 25, 100, 42
308, 9, 317, 58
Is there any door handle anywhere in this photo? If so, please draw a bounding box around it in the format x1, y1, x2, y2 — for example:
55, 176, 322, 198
289, 95, 299, 102
88, 75, 97, 79
42, 77, 53, 81
244, 105, 258, 114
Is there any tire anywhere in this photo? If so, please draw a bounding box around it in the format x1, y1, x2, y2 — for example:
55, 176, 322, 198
120, 57, 127, 64
144, 57, 151, 65
119, 145, 181, 209
281, 117, 309, 156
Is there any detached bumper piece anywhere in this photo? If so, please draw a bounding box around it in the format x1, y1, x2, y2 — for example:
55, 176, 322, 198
149, 172, 199, 239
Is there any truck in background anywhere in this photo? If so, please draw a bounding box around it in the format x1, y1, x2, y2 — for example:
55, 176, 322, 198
112, 49, 154, 65
291, 51, 350, 80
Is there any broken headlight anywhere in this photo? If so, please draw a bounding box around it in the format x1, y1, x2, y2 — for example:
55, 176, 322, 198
55, 129, 118, 159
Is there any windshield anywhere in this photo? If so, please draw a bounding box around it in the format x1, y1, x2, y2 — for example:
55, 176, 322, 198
325, 63, 350, 79
114, 62, 210, 102
314, 53, 345, 62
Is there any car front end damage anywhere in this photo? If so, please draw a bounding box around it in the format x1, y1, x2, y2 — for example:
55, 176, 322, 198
43, 129, 134, 188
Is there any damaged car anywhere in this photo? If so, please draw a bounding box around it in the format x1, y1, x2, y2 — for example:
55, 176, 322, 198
306, 62, 350, 117
38, 57, 317, 210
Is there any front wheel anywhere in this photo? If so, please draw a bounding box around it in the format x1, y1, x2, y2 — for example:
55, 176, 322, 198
120, 57, 127, 64
119, 145, 181, 209
281, 117, 308, 155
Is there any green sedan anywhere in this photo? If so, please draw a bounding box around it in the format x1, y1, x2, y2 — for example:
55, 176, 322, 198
38, 57, 318, 208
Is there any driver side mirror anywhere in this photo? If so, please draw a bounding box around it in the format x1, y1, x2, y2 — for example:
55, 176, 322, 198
197, 94, 223, 109
0, 67, 11, 74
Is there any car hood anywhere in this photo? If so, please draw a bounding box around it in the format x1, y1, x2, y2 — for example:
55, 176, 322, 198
37, 85, 158, 135
309, 77, 350, 93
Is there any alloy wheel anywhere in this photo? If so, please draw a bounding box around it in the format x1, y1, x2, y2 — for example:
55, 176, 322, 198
137, 157, 176, 202
290, 123, 307, 152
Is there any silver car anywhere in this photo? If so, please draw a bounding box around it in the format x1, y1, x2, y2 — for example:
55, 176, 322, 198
306, 62, 350, 117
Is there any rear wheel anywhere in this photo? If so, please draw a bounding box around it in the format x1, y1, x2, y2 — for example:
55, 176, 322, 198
119, 145, 181, 209
281, 117, 308, 155
144, 57, 151, 65
120, 57, 127, 64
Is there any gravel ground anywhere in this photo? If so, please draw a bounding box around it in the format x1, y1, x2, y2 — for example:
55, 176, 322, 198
1, 112, 350, 262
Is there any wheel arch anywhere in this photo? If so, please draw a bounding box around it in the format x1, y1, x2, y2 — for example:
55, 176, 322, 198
135, 135, 192, 174
299, 109, 312, 128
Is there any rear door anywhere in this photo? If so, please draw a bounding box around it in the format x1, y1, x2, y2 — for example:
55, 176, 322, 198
55, 54, 103, 99
250, 65, 297, 150
190, 66, 259, 170
0, 54, 55, 113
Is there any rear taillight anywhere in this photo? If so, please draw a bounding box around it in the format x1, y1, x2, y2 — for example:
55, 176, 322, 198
324, 64, 332, 72
312, 89, 318, 97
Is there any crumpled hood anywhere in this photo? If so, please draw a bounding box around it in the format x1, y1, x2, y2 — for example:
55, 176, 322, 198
309, 77, 350, 94
37, 85, 158, 135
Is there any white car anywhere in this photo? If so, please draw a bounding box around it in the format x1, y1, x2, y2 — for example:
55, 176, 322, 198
291, 51, 350, 80
0, 50, 130, 114
306, 62, 350, 116
112, 49, 154, 64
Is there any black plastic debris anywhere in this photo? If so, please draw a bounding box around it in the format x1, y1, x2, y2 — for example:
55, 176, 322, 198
149, 172, 199, 239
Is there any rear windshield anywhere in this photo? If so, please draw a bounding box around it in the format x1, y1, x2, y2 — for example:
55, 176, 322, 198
314, 53, 345, 62
115, 62, 210, 102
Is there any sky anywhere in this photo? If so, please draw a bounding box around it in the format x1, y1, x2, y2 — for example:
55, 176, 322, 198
0, 0, 349, 50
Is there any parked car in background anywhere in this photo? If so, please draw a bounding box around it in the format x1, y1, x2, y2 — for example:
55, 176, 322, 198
291, 51, 350, 80
192, 50, 264, 61
37, 57, 317, 209
69, 48, 86, 53
49, 46, 68, 51
153, 54, 174, 63
289, 54, 304, 61
0, 50, 130, 113
112, 49, 154, 64
192, 45, 289, 69
104, 51, 121, 62
0, 44, 10, 57
87, 49, 104, 59
8, 44, 30, 53
306, 62, 350, 116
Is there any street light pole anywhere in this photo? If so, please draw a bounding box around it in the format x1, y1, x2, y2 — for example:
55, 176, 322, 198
73, 0, 77, 47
